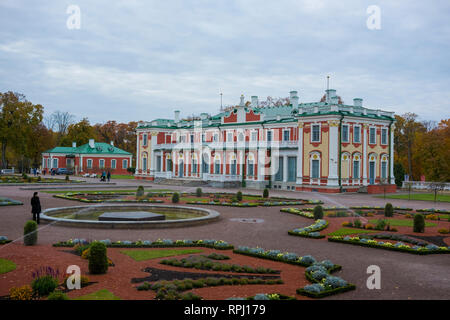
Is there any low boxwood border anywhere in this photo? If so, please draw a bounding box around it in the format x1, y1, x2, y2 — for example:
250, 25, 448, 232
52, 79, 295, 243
328, 237, 450, 255
296, 284, 356, 298
288, 220, 329, 239
53, 239, 234, 251
0, 197, 23, 206
0, 240, 12, 245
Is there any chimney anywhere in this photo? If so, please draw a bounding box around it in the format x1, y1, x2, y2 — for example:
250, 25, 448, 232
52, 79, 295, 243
72, 142, 76, 148
330, 95, 338, 105
110, 141, 114, 146
174, 110, 180, 123
200, 113, 208, 120
89, 139, 95, 148
290, 91, 299, 109
353, 98, 363, 107
251, 96, 258, 108
326, 89, 336, 103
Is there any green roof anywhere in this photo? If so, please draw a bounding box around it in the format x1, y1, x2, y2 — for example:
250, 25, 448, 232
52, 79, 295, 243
44, 142, 131, 155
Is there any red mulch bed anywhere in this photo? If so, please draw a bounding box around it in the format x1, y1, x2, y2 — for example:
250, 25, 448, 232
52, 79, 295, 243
0, 244, 311, 300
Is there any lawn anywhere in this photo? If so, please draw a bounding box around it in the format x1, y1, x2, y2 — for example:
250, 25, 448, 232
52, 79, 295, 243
110, 175, 135, 179
42, 189, 172, 194
0, 258, 16, 274
74, 289, 121, 300
368, 219, 437, 227
377, 193, 450, 203
327, 228, 378, 237
120, 248, 203, 261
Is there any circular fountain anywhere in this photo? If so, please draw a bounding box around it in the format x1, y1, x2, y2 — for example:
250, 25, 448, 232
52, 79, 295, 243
41, 204, 220, 229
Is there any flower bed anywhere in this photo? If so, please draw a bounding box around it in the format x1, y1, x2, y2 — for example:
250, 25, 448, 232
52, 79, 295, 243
233, 246, 354, 298
288, 220, 328, 239
186, 201, 258, 207
328, 235, 450, 255
227, 293, 296, 300
0, 197, 23, 206
280, 208, 314, 219
53, 238, 234, 250
416, 208, 450, 214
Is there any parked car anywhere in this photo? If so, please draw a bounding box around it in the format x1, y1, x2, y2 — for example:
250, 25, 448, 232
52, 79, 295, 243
56, 168, 73, 175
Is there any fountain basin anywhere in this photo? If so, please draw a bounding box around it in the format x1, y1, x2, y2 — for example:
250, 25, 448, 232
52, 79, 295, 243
41, 204, 220, 229
98, 211, 165, 222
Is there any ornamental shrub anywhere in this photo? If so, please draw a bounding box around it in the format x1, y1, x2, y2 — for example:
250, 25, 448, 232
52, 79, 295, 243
47, 291, 69, 300
313, 206, 324, 220
236, 191, 243, 202
24, 220, 38, 246
136, 186, 145, 197
413, 214, 425, 233
353, 219, 362, 228
88, 241, 108, 274
65, 175, 70, 181
263, 188, 269, 198
31, 275, 58, 296
375, 219, 387, 231
172, 192, 180, 203
384, 203, 394, 217
196, 188, 202, 197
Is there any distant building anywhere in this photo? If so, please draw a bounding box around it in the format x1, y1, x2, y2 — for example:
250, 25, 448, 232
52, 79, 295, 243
42, 139, 132, 175
135, 88, 396, 193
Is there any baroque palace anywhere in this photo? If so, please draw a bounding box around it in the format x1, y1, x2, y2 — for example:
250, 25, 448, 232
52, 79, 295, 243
135, 88, 396, 193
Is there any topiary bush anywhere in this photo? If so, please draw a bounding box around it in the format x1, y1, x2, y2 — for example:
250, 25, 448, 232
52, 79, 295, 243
172, 192, 180, 203
31, 275, 58, 297
413, 214, 425, 233
263, 188, 269, 199
313, 205, 324, 220
24, 220, 38, 246
136, 186, 145, 197
47, 291, 69, 300
236, 191, 243, 202
384, 203, 394, 217
65, 175, 70, 181
196, 188, 202, 197
88, 241, 108, 274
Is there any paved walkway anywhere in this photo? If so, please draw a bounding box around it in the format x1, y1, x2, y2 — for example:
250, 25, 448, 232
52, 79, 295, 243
0, 177, 449, 300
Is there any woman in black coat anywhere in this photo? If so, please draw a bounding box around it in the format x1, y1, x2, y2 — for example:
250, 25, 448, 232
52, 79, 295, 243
31, 192, 41, 224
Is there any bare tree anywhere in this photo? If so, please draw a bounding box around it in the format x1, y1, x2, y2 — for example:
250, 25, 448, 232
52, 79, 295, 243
52, 111, 74, 135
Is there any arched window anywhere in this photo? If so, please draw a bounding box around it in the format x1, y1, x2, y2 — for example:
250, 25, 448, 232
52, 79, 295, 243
247, 153, 255, 177
352, 153, 361, 180
310, 152, 321, 180
380, 154, 388, 181
214, 154, 221, 174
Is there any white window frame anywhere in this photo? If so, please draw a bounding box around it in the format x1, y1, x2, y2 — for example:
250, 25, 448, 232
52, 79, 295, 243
311, 124, 321, 143
99, 159, 105, 169
353, 159, 360, 179
369, 127, 377, 145
310, 152, 321, 181
122, 159, 128, 169
87, 159, 93, 169
342, 124, 349, 143
381, 128, 388, 145
353, 125, 361, 143
227, 131, 233, 142
266, 130, 273, 142
283, 129, 290, 141
251, 131, 258, 142
111, 159, 116, 169
143, 133, 148, 146
52, 158, 58, 168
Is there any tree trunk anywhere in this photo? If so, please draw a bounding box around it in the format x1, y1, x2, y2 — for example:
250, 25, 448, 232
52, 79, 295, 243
1, 140, 6, 169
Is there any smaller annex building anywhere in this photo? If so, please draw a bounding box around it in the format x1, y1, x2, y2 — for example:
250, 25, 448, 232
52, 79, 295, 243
42, 139, 133, 175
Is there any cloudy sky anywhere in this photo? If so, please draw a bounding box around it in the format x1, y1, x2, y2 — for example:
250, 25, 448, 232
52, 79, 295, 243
0, 0, 449, 124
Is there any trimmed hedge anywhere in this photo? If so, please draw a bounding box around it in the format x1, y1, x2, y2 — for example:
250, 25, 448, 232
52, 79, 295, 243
328, 236, 450, 255
24, 220, 38, 246
88, 241, 108, 274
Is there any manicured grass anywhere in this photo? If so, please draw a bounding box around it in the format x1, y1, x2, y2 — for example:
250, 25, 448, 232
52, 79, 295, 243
110, 175, 135, 179
0, 258, 16, 274
327, 228, 377, 237
368, 219, 437, 227
377, 193, 450, 203
43, 189, 172, 194
74, 289, 120, 300
120, 248, 203, 261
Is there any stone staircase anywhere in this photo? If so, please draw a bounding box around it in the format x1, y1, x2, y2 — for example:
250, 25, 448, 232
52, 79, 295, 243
153, 178, 209, 187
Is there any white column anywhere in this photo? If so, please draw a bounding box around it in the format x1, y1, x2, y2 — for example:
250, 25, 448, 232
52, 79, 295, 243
80, 155, 83, 172
150, 133, 157, 176
296, 124, 303, 184
135, 132, 140, 174
363, 124, 368, 186
328, 122, 339, 186
283, 155, 288, 182
390, 124, 395, 184
257, 148, 265, 182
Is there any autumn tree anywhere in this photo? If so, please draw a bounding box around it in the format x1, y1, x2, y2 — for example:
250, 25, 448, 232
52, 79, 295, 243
60, 118, 97, 147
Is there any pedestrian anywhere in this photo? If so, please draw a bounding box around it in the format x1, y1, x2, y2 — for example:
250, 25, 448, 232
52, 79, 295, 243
31, 192, 41, 224
107, 171, 111, 182
101, 171, 106, 182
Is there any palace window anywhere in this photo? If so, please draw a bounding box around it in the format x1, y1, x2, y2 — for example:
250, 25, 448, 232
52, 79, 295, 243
353, 125, 361, 143
283, 130, 290, 141
111, 159, 116, 169
342, 124, 349, 142
99, 159, 105, 168
381, 128, 388, 145
311, 125, 320, 142
122, 159, 128, 169
143, 134, 148, 146
87, 159, 93, 169
353, 160, 360, 179
369, 127, 376, 144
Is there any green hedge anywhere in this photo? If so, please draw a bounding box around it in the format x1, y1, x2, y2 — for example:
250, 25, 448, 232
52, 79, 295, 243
296, 284, 356, 298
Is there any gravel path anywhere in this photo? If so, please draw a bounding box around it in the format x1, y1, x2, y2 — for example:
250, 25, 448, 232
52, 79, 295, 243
0, 179, 449, 300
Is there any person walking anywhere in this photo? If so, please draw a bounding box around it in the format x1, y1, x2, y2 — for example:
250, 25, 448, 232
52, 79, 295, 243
31, 192, 41, 224
107, 171, 111, 182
